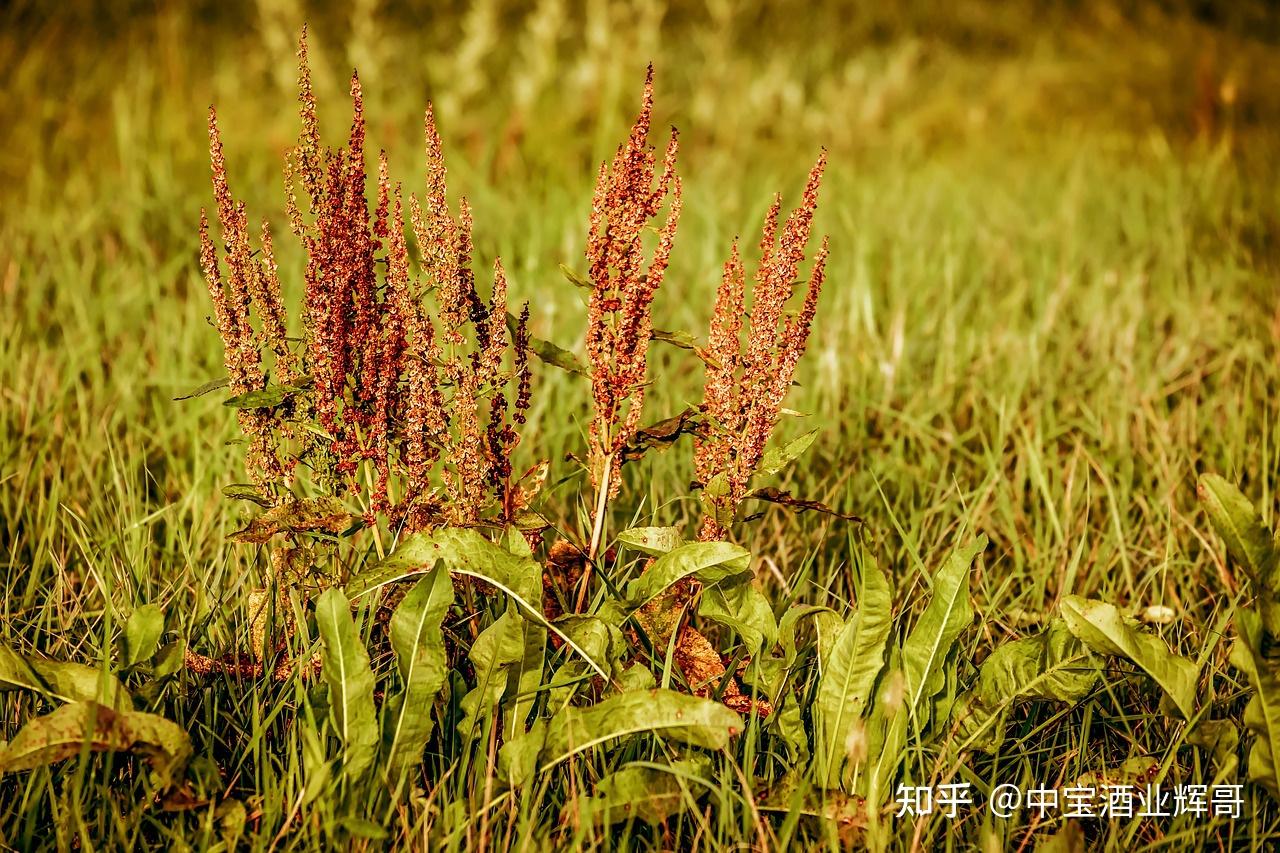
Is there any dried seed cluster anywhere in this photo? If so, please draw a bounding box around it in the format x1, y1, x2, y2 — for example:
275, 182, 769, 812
584, 66, 682, 499
200, 30, 532, 529
695, 154, 829, 540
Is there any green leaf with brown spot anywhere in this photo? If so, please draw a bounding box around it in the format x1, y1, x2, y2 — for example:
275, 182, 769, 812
0, 645, 129, 710
0, 701, 191, 784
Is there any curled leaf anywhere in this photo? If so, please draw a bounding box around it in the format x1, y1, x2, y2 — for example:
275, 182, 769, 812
1197, 473, 1277, 591
621, 408, 705, 463
756, 429, 820, 478
223, 381, 308, 410
221, 483, 273, 507
746, 487, 861, 522
505, 311, 587, 376
0, 644, 130, 710
229, 496, 351, 544
173, 376, 229, 401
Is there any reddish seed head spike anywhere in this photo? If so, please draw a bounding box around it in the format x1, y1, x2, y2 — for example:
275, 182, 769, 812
696, 151, 829, 540
296, 26, 322, 212
584, 66, 681, 499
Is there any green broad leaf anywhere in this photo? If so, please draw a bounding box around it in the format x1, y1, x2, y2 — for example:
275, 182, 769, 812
0, 701, 191, 784
770, 695, 811, 763
698, 472, 734, 530
975, 620, 1100, 706
546, 616, 626, 710
755, 429, 820, 479
611, 663, 655, 693
339, 817, 390, 841
221, 483, 272, 507
152, 640, 187, 679
356, 528, 604, 681
498, 720, 548, 787
901, 537, 986, 724
457, 610, 535, 744
173, 376, 229, 401
230, 496, 352, 544
0, 645, 129, 710
502, 607, 547, 740
860, 651, 909, 805
1187, 718, 1240, 781
1059, 595, 1197, 720
314, 589, 377, 779
579, 757, 712, 825
121, 604, 164, 668
616, 526, 684, 557
1232, 608, 1280, 800
299, 715, 332, 807
223, 382, 306, 410
778, 604, 841, 668
352, 527, 538, 601
505, 311, 588, 377
381, 566, 454, 778
215, 800, 247, 849
623, 541, 753, 611
534, 689, 742, 773
1198, 474, 1278, 590
698, 581, 778, 653
953, 620, 1101, 753
815, 558, 893, 789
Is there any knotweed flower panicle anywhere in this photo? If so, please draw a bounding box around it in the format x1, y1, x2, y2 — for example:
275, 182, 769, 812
695, 152, 828, 540
584, 65, 682, 505
201, 109, 294, 496
202, 28, 536, 535
366, 154, 410, 520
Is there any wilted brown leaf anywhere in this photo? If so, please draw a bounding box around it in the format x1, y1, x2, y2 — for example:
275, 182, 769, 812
230, 496, 352, 544
674, 626, 771, 717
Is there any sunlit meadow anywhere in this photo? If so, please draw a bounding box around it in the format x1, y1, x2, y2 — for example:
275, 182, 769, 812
2, 2, 1280, 850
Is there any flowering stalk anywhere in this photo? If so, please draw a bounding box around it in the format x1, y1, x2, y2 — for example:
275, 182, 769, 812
583, 66, 681, 557
201, 28, 533, 534
695, 152, 828, 539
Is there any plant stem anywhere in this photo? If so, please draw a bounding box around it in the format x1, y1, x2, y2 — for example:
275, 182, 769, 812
587, 453, 612, 561
577, 453, 613, 611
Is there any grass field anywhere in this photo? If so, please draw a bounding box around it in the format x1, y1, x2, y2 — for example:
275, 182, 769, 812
3, 1, 1280, 849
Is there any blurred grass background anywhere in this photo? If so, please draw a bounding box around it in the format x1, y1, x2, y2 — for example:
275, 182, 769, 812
1, 1, 1280, 845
